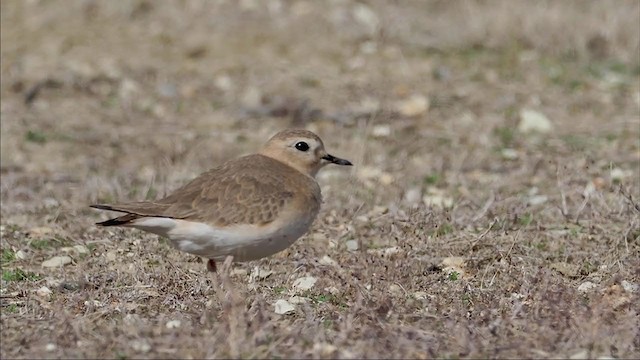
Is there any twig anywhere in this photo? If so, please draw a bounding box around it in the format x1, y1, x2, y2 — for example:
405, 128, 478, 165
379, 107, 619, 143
472, 192, 495, 222
618, 184, 640, 213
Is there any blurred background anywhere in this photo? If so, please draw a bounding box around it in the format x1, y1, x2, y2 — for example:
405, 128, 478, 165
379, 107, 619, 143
1, 1, 639, 358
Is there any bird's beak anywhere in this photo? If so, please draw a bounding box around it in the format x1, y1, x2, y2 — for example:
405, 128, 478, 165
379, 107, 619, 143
322, 154, 353, 166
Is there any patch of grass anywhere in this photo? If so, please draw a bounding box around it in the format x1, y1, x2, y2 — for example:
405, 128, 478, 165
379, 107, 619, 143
30, 239, 52, 249
2, 268, 41, 282
5, 304, 18, 313
518, 213, 534, 227
25, 130, 47, 144
534, 241, 548, 251
432, 223, 454, 237
423, 173, 442, 186
448, 272, 459, 281
494, 126, 515, 147
1, 249, 16, 263
311, 294, 330, 303
273, 286, 287, 294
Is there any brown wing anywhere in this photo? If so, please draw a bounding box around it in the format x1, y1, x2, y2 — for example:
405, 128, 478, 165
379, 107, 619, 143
92, 155, 310, 227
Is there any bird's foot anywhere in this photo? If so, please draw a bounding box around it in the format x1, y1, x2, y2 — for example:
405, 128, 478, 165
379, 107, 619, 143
207, 259, 217, 272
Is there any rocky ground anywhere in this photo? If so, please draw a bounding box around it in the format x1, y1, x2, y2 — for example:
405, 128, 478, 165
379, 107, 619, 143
1, 1, 639, 358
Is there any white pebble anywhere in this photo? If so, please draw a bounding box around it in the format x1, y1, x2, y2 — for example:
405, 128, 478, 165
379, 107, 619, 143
41, 256, 72, 268
274, 299, 295, 314
165, 320, 181, 329
292, 276, 317, 292
577, 281, 597, 293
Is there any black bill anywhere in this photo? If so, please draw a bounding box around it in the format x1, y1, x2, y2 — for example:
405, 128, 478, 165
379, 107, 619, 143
322, 154, 353, 166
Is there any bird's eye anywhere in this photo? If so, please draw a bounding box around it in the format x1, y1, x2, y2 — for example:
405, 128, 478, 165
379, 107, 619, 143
295, 141, 310, 152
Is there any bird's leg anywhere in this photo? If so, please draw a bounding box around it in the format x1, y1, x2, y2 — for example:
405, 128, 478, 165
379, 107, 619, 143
207, 259, 217, 272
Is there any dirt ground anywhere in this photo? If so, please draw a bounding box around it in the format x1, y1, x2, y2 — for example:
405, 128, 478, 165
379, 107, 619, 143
1, 1, 639, 358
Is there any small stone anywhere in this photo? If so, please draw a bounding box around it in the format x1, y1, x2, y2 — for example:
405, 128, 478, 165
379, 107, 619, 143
240, 86, 262, 108
292, 276, 317, 292
289, 296, 308, 304
251, 267, 274, 280
551, 262, 580, 278
28, 226, 53, 238
313, 342, 338, 357
371, 125, 391, 138
325, 286, 340, 295
441, 257, 466, 278
43, 198, 59, 208
41, 256, 72, 268
422, 193, 453, 208
105, 251, 117, 262
389, 284, 402, 296
214, 75, 233, 92
15, 250, 27, 260
501, 148, 519, 160
346, 240, 359, 251
166, 320, 181, 329
61, 245, 89, 254
45, 343, 57, 352
518, 109, 552, 133
610, 168, 631, 182
569, 349, 589, 360
130, 340, 151, 353
403, 187, 422, 205
274, 299, 295, 314
413, 291, 430, 300
36, 286, 52, 298
577, 281, 597, 293
319, 255, 338, 267
528, 195, 548, 206
74, 245, 89, 254
621, 280, 638, 293
395, 94, 429, 117
231, 268, 248, 277
352, 3, 379, 35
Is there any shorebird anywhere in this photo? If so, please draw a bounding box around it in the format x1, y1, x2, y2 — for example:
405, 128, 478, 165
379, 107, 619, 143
91, 129, 352, 272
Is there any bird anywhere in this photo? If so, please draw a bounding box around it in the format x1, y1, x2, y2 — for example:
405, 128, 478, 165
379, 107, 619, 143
91, 129, 353, 272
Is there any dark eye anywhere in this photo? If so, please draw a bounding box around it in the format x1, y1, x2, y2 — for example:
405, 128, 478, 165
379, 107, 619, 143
295, 141, 310, 152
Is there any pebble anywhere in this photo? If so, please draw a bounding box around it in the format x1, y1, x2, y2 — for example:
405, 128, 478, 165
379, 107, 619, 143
45, 343, 57, 352
395, 94, 429, 117
292, 276, 317, 292
621, 280, 638, 293
36, 286, 52, 298
389, 284, 402, 296
577, 281, 597, 293
345, 240, 359, 251
130, 340, 151, 353
403, 187, 422, 205
166, 320, 181, 329
319, 255, 338, 267
41, 256, 72, 268
105, 251, 117, 262
501, 148, 519, 160
289, 296, 308, 304
352, 3, 379, 35
274, 299, 295, 314
15, 250, 27, 260
371, 125, 391, 138
518, 109, 552, 133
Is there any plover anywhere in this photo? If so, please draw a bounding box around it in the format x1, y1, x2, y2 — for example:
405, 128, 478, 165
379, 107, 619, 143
91, 129, 352, 272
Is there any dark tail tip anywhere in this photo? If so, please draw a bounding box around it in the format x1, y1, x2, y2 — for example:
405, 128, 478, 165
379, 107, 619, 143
95, 218, 124, 226
90, 204, 115, 211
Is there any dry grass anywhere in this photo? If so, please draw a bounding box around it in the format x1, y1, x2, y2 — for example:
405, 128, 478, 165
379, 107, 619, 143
1, 0, 639, 358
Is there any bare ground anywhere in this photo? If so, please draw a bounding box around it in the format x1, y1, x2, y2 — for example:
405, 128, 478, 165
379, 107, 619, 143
1, 1, 639, 359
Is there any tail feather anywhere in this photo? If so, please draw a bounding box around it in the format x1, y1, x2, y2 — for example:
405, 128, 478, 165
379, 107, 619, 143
91, 204, 140, 226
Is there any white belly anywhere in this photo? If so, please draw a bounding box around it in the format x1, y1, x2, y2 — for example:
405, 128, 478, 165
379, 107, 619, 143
128, 215, 315, 262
